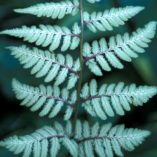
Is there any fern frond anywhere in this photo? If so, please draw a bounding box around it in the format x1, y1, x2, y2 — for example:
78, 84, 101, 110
0, 123, 78, 157
84, 6, 144, 32
0, 23, 81, 51
14, 0, 79, 19
83, 22, 157, 76
8, 45, 80, 88
12, 79, 77, 120
76, 121, 150, 157
86, 0, 101, 4
0, 121, 150, 157
80, 80, 157, 120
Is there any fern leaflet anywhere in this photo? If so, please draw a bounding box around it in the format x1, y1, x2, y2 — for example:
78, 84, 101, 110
86, 0, 101, 4
76, 121, 150, 157
8, 45, 80, 88
83, 22, 157, 76
14, 0, 79, 19
12, 79, 157, 121
12, 79, 77, 120
84, 6, 144, 32
80, 80, 157, 120
0, 23, 81, 51
0, 121, 150, 157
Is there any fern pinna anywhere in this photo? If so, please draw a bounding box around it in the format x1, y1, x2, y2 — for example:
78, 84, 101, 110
0, 0, 157, 157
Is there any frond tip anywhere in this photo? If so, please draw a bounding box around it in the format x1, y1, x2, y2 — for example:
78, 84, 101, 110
0, 121, 150, 157
8, 45, 80, 88
83, 22, 157, 76
14, 0, 79, 19
12, 79, 77, 120
81, 79, 157, 120
84, 6, 144, 32
0, 23, 81, 51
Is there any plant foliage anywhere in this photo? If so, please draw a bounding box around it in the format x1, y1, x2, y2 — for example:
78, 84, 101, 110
83, 22, 156, 75
86, 0, 101, 4
9, 45, 80, 88
0, 121, 150, 157
0, 0, 157, 157
14, 0, 79, 19
81, 79, 157, 120
12, 79, 76, 120
12, 79, 157, 121
84, 6, 144, 32
1, 23, 81, 51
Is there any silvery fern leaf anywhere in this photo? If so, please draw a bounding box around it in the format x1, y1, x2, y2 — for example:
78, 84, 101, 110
86, 0, 101, 4
75, 121, 150, 157
14, 0, 79, 19
8, 45, 80, 88
12, 79, 77, 120
84, 6, 144, 32
0, 23, 81, 51
80, 80, 157, 120
83, 22, 157, 76
0, 122, 78, 157
0, 121, 150, 157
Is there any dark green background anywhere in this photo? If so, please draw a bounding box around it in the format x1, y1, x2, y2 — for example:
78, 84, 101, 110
0, 0, 157, 156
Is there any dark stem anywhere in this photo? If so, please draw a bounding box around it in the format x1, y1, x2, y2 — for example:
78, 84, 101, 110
33, 134, 131, 144
40, 135, 107, 143
80, 94, 134, 104
73, 0, 84, 128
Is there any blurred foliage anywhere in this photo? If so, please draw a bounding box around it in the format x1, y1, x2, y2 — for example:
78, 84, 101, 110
0, 0, 157, 157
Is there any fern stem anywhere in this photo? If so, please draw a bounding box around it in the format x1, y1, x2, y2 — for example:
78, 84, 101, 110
73, 0, 84, 126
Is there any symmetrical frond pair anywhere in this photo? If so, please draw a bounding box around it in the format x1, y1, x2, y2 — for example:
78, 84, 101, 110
14, 1, 143, 33
0, 5, 147, 54
12, 79, 157, 120
0, 6, 145, 53
3, 22, 156, 88
0, 121, 150, 157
